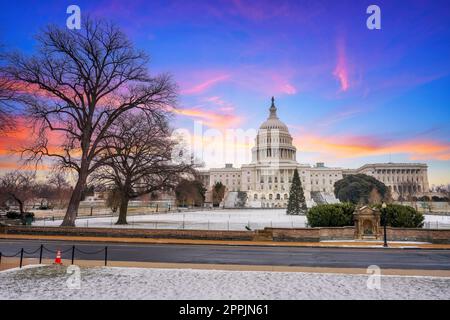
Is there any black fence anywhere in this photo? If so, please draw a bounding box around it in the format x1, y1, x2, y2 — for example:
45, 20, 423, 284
0, 244, 108, 269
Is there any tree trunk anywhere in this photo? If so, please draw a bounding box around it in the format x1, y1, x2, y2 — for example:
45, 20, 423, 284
17, 198, 24, 215
10, 194, 24, 215
116, 194, 129, 225
61, 170, 88, 227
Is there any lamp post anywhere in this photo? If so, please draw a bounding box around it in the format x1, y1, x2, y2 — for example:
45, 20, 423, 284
382, 202, 388, 247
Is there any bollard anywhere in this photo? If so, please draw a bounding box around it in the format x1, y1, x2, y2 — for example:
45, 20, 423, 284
39, 244, 43, 264
71, 245, 75, 265
104, 247, 108, 266
20, 248, 24, 268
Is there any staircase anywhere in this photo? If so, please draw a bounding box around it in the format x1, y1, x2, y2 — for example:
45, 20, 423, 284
311, 191, 340, 205
223, 191, 239, 208
323, 193, 339, 204
311, 191, 326, 205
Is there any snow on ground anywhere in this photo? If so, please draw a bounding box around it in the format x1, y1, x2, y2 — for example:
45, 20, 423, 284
34, 209, 308, 230
423, 214, 450, 229
1, 265, 449, 300
33, 208, 450, 230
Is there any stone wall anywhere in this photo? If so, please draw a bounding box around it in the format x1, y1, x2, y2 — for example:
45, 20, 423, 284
266, 227, 450, 244
267, 227, 354, 242
385, 228, 450, 244
1, 225, 449, 244
0, 225, 255, 241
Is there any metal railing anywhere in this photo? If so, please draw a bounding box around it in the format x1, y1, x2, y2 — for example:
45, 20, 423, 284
0, 244, 108, 269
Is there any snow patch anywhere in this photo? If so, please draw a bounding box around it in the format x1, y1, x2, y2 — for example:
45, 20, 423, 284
1, 265, 449, 300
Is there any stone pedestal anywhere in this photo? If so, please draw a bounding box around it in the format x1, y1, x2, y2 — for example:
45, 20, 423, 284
354, 206, 381, 240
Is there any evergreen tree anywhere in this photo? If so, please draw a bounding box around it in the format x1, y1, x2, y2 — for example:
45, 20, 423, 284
287, 169, 307, 215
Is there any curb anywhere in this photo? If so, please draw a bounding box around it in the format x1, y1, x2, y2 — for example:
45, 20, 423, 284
1, 235, 450, 250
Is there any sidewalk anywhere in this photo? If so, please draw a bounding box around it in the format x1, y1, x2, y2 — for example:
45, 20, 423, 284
2, 258, 450, 277
1, 233, 450, 249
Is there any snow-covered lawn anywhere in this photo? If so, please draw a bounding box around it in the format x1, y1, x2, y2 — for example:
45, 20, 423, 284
33, 208, 450, 230
1, 265, 449, 300
34, 209, 308, 230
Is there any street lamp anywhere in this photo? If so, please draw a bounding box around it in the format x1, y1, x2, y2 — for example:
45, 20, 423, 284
382, 202, 388, 247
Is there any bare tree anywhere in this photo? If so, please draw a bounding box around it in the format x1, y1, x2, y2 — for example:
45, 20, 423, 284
0, 73, 16, 133
105, 188, 121, 214
368, 187, 382, 205
398, 181, 419, 203
46, 172, 73, 208
92, 112, 195, 225
175, 179, 206, 207
0, 171, 36, 214
2, 19, 176, 226
212, 182, 226, 207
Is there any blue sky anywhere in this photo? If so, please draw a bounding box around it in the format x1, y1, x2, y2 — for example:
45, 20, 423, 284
0, 0, 449, 185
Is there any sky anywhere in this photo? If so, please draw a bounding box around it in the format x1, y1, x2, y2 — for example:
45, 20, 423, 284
0, 0, 449, 185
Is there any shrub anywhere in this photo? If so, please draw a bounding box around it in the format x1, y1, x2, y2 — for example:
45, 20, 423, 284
306, 203, 355, 227
432, 196, 448, 202
377, 204, 424, 228
5, 211, 35, 221
6, 211, 21, 219
334, 174, 389, 205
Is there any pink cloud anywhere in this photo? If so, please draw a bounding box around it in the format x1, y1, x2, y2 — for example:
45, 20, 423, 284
179, 67, 298, 97
173, 106, 243, 129
333, 38, 350, 92
180, 74, 230, 95
280, 83, 297, 95
169, 95, 243, 129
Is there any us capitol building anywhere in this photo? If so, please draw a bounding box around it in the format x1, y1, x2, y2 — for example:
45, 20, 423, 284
198, 98, 429, 208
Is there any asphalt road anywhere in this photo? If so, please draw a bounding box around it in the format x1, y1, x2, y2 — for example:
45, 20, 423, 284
1, 239, 449, 270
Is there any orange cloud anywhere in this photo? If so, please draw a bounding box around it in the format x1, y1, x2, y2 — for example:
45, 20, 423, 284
0, 159, 50, 171
0, 117, 65, 156
295, 132, 450, 161
173, 106, 243, 128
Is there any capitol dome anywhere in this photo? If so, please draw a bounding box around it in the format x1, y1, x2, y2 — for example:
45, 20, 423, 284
251, 97, 297, 164
259, 97, 290, 132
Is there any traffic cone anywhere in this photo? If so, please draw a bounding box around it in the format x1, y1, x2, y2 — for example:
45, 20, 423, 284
54, 250, 62, 265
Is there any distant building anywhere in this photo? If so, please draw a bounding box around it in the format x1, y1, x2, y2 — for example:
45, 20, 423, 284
199, 98, 430, 208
